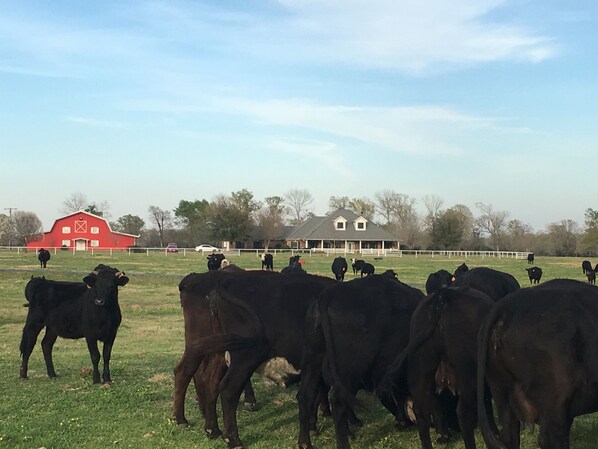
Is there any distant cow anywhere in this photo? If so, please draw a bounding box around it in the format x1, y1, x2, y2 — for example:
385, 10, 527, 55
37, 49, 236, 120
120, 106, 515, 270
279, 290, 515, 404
425, 269, 453, 294
452, 267, 520, 301
526, 266, 542, 284
360, 262, 375, 277
20, 264, 129, 383
281, 255, 305, 274
478, 279, 598, 449
527, 253, 534, 264
297, 274, 424, 449
381, 287, 494, 449
207, 253, 226, 271
351, 258, 364, 275
331, 256, 348, 281
587, 268, 596, 284
582, 260, 592, 274
37, 248, 51, 268
261, 253, 274, 270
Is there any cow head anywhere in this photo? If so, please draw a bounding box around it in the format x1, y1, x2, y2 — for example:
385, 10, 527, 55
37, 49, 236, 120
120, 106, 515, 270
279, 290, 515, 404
83, 265, 129, 306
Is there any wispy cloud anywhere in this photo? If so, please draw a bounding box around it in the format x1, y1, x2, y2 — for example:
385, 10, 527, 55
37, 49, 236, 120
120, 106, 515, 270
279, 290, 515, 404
67, 116, 127, 129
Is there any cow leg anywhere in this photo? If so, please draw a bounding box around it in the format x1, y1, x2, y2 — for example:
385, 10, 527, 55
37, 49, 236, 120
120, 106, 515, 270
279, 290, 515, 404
242, 380, 257, 411
494, 394, 521, 449
538, 414, 572, 449
456, 390, 478, 449
297, 369, 325, 448
85, 337, 102, 384
101, 336, 116, 383
193, 355, 225, 438
41, 329, 59, 378
329, 386, 353, 449
19, 321, 45, 379
173, 348, 205, 426
411, 393, 436, 449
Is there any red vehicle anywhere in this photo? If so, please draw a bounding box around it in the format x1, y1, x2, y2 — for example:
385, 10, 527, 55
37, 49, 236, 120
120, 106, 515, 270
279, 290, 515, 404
166, 243, 178, 253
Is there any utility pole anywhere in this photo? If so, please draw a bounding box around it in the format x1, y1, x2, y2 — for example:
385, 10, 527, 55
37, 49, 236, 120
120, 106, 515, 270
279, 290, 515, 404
4, 207, 17, 249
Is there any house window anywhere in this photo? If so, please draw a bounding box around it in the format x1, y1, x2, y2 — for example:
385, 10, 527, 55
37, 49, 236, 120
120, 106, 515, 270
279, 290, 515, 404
91, 227, 100, 234
61, 240, 70, 246
336, 221, 346, 230
91, 240, 100, 247
62, 226, 71, 234
356, 222, 365, 230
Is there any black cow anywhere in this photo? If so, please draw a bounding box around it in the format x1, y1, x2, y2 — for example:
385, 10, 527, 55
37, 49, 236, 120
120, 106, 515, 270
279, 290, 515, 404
351, 258, 364, 275
477, 279, 598, 449
360, 262, 375, 277
173, 270, 335, 448
381, 287, 494, 449
527, 253, 534, 264
281, 254, 305, 274
582, 259, 592, 274
19, 265, 129, 384
526, 266, 542, 284
425, 269, 453, 294
207, 253, 226, 271
452, 267, 520, 301
297, 274, 424, 449
261, 253, 274, 270
37, 248, 51, 268
331, 256, 348, 281
586, 268, 596, 284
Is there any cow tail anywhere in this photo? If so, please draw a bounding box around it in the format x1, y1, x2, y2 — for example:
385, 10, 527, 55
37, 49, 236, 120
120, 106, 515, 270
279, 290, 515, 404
378, 290, 446, 400
317, 292, 359, 412
476, 304, 507, 449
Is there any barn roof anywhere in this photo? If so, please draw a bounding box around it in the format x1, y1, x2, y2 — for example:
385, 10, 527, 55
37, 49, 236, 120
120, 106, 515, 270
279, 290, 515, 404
47, 210, 140, 238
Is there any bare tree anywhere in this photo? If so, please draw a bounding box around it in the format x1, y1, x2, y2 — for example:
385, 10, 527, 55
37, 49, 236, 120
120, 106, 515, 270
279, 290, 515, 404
255, 196, 287, 250
422, 194, 445, 230
348, 197, 376, 221
148, 206, 173, 247
12, 211, 43, 245
0, 214, 15, 246
284, 189, 314, 225
475, 202, 509, 251
328, 196, 350, 213
61, 192, 88, 214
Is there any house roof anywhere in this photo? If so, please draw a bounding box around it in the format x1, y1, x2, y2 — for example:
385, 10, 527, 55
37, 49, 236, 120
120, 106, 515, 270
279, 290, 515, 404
285, 209, 398, 241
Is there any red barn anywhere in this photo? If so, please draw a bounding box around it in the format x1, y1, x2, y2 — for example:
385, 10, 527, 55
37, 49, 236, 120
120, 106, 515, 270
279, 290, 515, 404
27, 211, 139, 251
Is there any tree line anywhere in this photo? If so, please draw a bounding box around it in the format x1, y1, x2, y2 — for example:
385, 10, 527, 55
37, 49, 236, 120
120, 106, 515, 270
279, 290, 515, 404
2, 190, 598, 257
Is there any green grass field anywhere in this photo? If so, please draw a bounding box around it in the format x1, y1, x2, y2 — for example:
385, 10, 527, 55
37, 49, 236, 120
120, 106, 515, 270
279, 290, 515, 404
0, 250, 596, 449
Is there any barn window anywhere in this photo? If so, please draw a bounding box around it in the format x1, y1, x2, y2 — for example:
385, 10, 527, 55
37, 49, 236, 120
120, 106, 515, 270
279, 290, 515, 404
91, 240, 99, 247
62, 226, 71, 234
91, 227, 100, 234
61, 240, 70, 246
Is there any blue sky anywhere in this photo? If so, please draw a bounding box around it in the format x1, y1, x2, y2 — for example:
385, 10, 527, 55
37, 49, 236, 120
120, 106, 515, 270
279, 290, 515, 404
1, 0, 597, 231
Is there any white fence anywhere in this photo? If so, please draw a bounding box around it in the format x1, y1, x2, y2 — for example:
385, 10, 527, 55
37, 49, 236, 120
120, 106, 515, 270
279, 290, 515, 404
0, 246, 531, 259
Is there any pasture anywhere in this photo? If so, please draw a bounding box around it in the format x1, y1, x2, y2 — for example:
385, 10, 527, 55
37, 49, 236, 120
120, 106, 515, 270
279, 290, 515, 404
1, 250, 597, 449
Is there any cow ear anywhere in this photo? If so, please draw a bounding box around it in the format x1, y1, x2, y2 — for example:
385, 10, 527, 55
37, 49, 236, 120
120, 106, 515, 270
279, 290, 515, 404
83, 274, 97, 287
116, 275, 129, 286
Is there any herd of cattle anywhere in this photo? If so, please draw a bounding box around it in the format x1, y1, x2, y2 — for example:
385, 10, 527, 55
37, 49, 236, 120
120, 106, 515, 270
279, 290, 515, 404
18, 251, 598, 449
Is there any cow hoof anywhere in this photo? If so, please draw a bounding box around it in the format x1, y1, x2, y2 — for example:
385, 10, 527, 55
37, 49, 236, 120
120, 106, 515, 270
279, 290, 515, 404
320, 409, 332, 417
205, 428, 222, 439
309, 429, 319, 436
244, 401, 258, 412
436, 434, 450, 444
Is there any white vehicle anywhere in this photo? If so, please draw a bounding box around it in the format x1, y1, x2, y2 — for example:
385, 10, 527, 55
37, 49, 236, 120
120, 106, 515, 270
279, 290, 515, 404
195, 244, 220, 253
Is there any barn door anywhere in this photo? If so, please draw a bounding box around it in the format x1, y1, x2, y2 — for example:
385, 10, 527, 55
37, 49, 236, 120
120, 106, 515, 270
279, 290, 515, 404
75, 239, 87, 251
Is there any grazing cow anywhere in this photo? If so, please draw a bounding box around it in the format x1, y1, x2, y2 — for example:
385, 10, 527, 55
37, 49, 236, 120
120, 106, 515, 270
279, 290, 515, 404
381, 287, 494, 449
425, 269, 453, 294
261, 253, 274, 270
527, 253, 534, 264
360, 262, 375, 277
452, 267, 520, 301
173, 270, 335, 448
477, 279, 598, 449
207, 253, 226, 271
582, 259, 592, 274
331, 256, 348, 281
586, 268, 596, 284
350, 258, 364, 275
281, 254, 305, 274
297, 274, 424, 449
19, 265, 129, 384
453, 263, 469, 279
37, 248, 51, 268
526, 266, 542, 284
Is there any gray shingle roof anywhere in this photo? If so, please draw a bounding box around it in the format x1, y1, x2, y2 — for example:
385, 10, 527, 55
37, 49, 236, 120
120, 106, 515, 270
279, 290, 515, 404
284, 209, 398, 241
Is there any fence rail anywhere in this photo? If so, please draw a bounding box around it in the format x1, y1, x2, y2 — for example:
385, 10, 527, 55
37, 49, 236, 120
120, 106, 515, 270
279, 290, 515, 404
0, 246, 531, 259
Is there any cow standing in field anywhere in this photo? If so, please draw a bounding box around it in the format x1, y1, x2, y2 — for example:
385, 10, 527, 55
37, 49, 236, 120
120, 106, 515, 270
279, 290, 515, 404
20, 265, 129, 384
37, 248, 51, 268
381, 287, 494, 449
173, 270, 335, 447
586, 268, 596, 284
527, 253, 534, 264
207, 253, 226, 271
281, 254, 305, 274
331, 256, 348, 281
297, 274, 423, 449
582, 260, 592, 274
526, 266, 543, 284
261, 253, 274, 270
478, 279, 598, 449
350, 258, 364, 275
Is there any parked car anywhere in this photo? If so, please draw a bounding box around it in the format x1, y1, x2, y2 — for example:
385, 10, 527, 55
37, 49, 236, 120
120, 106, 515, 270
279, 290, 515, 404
166, 243, 178, 253
195, 244, 219, 253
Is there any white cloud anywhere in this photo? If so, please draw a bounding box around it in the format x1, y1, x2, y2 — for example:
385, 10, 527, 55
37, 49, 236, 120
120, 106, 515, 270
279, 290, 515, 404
67, 116, 127, 129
